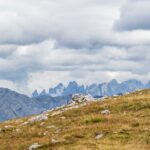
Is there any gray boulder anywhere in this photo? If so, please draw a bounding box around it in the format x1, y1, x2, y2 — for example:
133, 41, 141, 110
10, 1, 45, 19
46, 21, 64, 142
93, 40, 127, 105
71, 94, 94, 104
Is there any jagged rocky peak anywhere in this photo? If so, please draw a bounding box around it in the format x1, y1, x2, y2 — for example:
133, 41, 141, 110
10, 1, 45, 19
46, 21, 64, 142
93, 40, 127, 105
32, 79, 150, 99
53, 83, 64, 90
71, 94, 94, 104
32, 90, 39, 97
40, 89, 47, 96
63, 81, 85, 96
67, 81, 78, 88
146, 80, 150, 88
107, 79, 120, 96
109, 79, 119, 85
57, 83, 64, 87
121, 79, 144, 89
86, 83, 100, 97
122, 79, 143, 85
49, 83, 65, 97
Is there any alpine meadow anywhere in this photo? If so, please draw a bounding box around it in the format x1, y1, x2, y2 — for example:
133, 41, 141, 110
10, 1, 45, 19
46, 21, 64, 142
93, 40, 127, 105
0, 0, 149, 150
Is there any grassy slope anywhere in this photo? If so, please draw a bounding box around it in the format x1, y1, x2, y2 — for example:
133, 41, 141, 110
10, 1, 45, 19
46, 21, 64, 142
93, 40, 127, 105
0, 89, 150, 150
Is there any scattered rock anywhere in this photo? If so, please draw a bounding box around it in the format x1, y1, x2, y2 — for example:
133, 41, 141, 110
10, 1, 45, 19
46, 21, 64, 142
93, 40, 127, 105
95, 133, 104, 140
51, 139, 59, 144
55, 128, 61, 134
15, 128, 21, 133
46, 125, 56, 129
100, 96, 108, 100
43, 131, 48, 136
101, 110, 111, 115
51, 110, 63, 116
60, 116, 66, 119
22, 121, 29, 125
28, 143, 41, 150
28, 114, 48, 123
40, 122, 45, 126
38, 132, 43, 136
113, 95, 119, 97
4, 125, 13, 128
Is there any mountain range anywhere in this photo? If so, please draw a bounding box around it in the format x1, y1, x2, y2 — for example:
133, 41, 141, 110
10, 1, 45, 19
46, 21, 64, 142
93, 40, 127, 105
0, 79, 150, 122
33, 79, 150, 98
0, 88, 72, 122
0, 88, 44, 121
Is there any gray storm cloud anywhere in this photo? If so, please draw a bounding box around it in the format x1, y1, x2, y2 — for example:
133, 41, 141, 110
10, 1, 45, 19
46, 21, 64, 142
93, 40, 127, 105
115, 0, 150, 31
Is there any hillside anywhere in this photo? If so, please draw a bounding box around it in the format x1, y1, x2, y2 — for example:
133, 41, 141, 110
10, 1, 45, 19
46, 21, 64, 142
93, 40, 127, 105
0, 88, 71, 121
0, 88, 44, 121
0, 89, 150, 150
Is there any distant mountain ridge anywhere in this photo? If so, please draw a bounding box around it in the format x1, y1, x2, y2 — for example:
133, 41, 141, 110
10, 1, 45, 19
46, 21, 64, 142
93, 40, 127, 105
0, 79, 149, 122
33, 79, 150, 98
0, 88, 71, 122
0, 88, 44, 121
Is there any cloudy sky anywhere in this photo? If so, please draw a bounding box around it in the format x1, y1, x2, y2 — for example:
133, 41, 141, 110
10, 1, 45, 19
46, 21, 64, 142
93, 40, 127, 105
0, 0, 150, 95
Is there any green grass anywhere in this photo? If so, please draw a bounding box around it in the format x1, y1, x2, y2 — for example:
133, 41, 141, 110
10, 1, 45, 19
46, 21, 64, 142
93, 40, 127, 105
85, 117, 108, 124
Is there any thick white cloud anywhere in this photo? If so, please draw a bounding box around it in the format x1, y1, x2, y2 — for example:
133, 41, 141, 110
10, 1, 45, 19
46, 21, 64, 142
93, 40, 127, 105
0, 0, 149, 95
0, 40, 149, 94
0, 0, 124, 46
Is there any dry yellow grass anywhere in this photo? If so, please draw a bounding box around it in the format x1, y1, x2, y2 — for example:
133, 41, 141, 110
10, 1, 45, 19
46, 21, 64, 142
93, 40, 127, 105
0, 89, 150, 150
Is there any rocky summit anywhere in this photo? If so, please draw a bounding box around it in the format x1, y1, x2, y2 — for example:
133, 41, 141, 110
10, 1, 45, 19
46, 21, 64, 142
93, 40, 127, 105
33, 79, 148, 98
71, 94, 94, 104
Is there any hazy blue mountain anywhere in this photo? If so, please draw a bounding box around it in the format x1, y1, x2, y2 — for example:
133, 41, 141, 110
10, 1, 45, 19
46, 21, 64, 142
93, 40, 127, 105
34, 95, 71, 110
0, 88, 44, 121
86, 83, 101, 97
32, 90, 39, 97
33, 79, 148, 98
0, 88, 72, 121
40, 89, 47, 96
146, 81, 150, 88
0, 79, 149, 122
119, 79, 144, 94
49, 83, 65, 97
107, 79, 120, 96
62, 81, 85, 96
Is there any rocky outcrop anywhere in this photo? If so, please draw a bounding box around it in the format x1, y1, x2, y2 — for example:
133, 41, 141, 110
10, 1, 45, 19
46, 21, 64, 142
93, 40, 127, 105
71, 94, 94, 104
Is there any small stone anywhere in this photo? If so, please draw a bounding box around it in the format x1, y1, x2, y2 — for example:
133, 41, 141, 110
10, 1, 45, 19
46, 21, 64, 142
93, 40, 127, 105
43, 131, 48, 136
95, 133, 104, 140
4, 125, 13, 128
40, 122, 45, 126
51, 139, 59, 144
51, 110, 63, 116
28, 114, 48, 123
22, 121, 29, 125
46, 125, 55, 129
101, 110, 111, 115
15, 128, 21, 133
28, 143, 41, 150
60, 116, 66, 119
